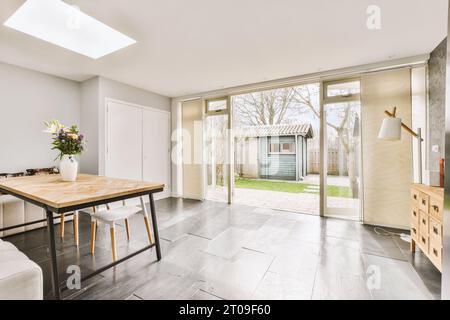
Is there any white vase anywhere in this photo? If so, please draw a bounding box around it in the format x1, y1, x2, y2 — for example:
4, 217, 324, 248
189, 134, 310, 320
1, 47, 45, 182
59, 155, 78, 182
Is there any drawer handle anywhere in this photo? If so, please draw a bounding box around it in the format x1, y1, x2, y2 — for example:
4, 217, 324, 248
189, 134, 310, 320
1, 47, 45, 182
422, 219, 427, 225
412, 227, 417, 234
422, 237, 426, 244
413, 211, 417, 217
422, 199, 426, 205
433, 248, 439, 257
433, 226, 439, 235
432, 205, 439, 212
414, 195, 417, 200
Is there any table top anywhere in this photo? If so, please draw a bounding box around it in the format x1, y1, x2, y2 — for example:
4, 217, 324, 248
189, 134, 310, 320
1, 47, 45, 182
411, 183, 444, 199
0, 174, 164, 209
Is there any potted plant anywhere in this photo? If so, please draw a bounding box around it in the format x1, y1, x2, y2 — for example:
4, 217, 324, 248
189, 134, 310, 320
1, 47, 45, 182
44, 120, 86, 182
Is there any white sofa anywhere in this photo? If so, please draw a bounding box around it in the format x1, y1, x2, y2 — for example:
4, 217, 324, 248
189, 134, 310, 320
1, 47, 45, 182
0, 194, 71, 237
0, 238, 43, 300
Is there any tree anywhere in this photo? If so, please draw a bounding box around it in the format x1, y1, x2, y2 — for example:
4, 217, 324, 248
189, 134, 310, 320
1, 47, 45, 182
233, 87, 299, 126
233, 84, 360, 198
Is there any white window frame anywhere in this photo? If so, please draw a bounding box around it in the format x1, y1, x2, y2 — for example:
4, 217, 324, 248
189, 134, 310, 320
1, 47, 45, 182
323, 78, 361, 104
205, 97, 229, 115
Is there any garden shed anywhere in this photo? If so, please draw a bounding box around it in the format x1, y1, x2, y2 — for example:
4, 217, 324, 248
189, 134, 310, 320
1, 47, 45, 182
235, 123, 314, 181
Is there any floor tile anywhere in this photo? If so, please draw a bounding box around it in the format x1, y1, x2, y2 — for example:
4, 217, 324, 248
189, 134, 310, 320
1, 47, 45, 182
361, 253, 435, 300
253, 272, 314, 300
203, 227, 256, 259
198, 249, 274, 299
3, 198, 441, 300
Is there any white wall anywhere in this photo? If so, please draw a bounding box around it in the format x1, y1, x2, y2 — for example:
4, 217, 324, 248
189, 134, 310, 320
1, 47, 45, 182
98, 77, 171, 176
0, 62, 171, 178
79, 76, 172, 176
0, 62, 80, 173
80, 77, 100, 174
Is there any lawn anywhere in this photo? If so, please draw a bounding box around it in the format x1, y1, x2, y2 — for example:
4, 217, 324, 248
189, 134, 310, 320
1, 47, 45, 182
234, 178, 352, 198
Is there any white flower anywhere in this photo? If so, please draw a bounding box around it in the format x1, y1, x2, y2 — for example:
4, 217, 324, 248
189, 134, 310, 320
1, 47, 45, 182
43, 120, 64, 134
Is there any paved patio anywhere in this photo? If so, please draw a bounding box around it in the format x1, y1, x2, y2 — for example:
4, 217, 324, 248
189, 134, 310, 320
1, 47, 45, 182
206, 185, 359, 220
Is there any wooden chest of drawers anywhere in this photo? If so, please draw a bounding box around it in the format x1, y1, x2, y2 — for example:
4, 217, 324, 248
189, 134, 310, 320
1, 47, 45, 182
410, 184, 444, 272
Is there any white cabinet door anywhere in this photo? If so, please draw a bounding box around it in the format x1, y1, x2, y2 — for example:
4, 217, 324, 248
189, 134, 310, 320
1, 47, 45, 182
143, 109, 171, 199
106, 101, 143, 181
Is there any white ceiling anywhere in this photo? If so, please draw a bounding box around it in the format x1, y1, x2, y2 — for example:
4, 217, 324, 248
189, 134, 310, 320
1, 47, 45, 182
0, 0, 447, 97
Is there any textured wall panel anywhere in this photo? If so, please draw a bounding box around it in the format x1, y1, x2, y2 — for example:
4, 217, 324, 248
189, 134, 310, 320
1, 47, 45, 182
361, 68, 412, 229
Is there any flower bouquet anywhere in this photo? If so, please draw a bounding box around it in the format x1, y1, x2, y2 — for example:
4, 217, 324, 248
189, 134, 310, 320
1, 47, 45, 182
44, 120, 86, 181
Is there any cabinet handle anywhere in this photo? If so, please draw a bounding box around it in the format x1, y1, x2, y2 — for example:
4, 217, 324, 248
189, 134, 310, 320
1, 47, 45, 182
433, 226, 439, 235
414, 195, 417, 200
422, 219, 426, 225
432, 205, 439, 212
422, 199, 426, 205
433, 249, 438, 257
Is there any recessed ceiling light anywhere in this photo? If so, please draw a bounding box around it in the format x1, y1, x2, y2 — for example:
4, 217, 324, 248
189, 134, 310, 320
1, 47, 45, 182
3, 0, 137, 59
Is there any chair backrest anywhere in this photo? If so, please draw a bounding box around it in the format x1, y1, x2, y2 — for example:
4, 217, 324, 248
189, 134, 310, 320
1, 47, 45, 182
95, 196, 148, 215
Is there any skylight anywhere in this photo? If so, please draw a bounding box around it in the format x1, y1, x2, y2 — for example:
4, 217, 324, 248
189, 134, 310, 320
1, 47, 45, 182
3, 0, 137, 59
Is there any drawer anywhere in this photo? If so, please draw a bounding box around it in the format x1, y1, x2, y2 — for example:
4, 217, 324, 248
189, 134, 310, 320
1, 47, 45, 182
411, 188, 420, 206
410, 225, 419, 243
411, 206, 419, 226
429, 196, 443, 221
429, 217, 443, 247
419, 192, 429, 213
418, 234, 429, 255
429, 243, 442, 272
419, 210, 429, 237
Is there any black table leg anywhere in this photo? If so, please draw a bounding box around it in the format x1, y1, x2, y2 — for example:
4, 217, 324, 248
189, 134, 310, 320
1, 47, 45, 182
46, 209, 61, 300
148, 193, 162, 260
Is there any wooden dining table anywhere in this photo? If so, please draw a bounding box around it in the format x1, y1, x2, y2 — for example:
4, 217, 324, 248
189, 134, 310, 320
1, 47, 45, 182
0, 174, 164, 300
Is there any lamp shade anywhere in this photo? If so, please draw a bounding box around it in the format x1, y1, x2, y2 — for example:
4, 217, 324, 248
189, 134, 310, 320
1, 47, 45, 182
378, 117, 401, 140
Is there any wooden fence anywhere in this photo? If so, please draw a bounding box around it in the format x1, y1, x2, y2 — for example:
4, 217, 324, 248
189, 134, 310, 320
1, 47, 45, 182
307, 138, 348, 176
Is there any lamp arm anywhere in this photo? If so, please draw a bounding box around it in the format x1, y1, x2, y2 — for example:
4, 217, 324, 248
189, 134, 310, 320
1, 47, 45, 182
384, 110, 424, 141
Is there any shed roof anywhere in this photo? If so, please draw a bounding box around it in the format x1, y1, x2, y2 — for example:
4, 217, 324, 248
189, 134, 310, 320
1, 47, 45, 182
235, 123, 314, 139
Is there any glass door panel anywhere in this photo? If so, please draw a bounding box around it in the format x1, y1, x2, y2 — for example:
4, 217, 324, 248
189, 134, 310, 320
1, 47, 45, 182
204, 99, 230, 203
231, 83, 321, 215
324, 100, 361, 220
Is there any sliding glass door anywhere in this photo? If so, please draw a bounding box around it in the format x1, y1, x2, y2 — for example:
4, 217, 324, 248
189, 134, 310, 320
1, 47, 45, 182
199, 79, 362, 221
204, 98, 232, 203
231, 83, 321, 215
323, 79, 362, 220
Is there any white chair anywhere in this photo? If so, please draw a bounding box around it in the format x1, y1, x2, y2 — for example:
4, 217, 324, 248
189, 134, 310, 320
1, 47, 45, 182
89, 197, 153, 261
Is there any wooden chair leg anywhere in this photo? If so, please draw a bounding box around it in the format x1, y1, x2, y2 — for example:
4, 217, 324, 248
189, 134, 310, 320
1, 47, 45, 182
90, 220, 97, 255
60, 213, 65, 238
110, 224, 117, 261
125, 218, 131, 240
143, 215, 153, 244
73, 211, 79, 247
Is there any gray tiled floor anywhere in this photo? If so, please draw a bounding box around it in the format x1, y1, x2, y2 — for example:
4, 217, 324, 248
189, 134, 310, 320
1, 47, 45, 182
4, 198, 442, 300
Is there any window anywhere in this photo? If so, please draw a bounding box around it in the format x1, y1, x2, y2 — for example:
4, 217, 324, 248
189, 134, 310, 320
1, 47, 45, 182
281, 143, 295, 153
206, 98, 228, 114
323, 79, 361, 104
325, 80, 360, 98
269, 143, 280, 153
269, 140, 295, 154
